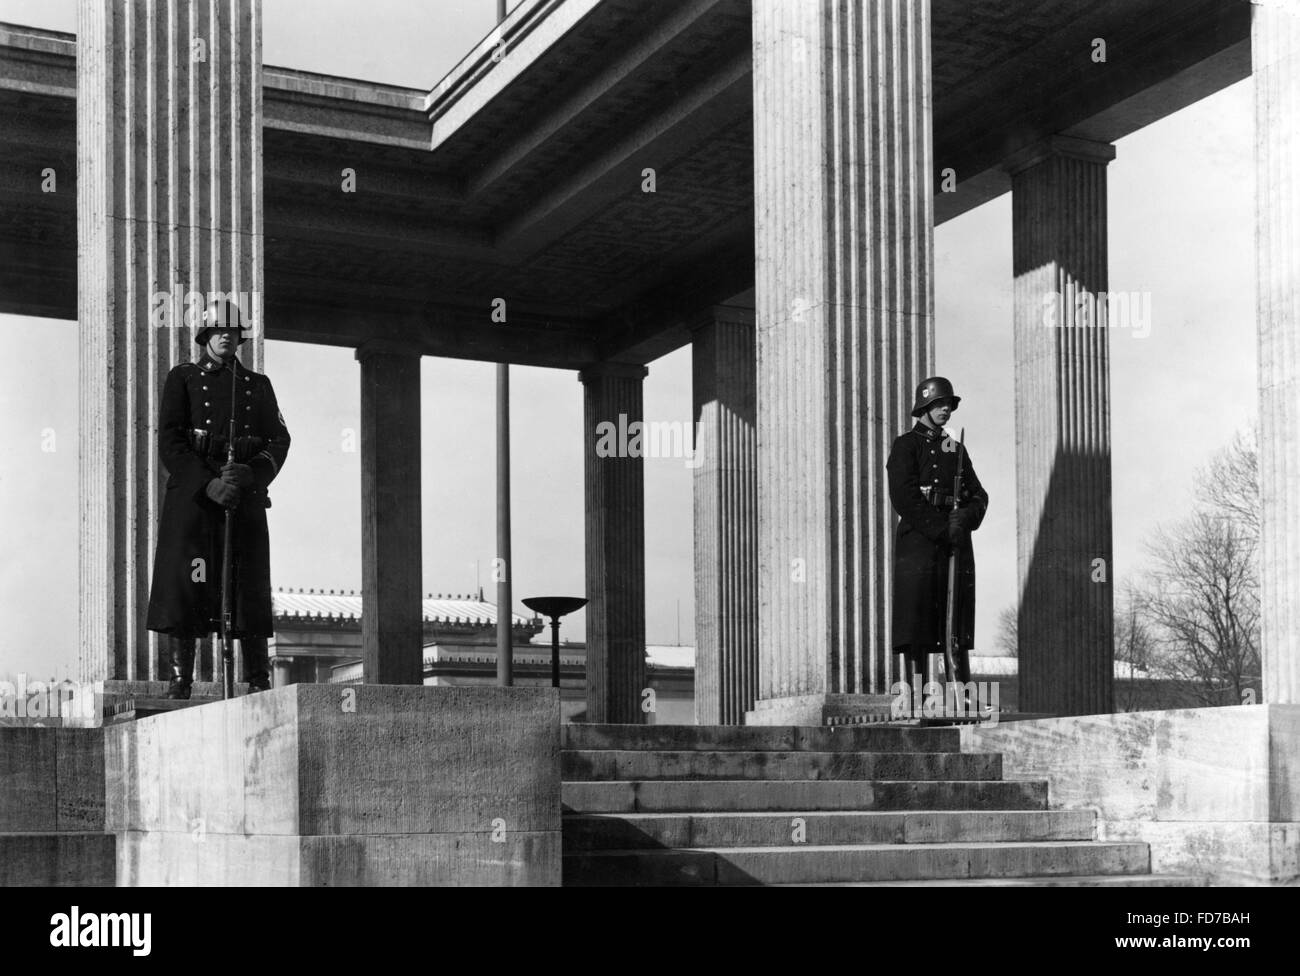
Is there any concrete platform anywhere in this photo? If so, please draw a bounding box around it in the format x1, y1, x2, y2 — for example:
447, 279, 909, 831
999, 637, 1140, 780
563, 809, 1098, 850
563, 840, 1151, 886
107, 684, 561, 886
563, 778, 1051, 813
0, 727, 104, 832
562, 749, 1002, 781
0, 832, 115, 886
960, 704, 1300, 885
564, 724, 962, 753
783, 874, 1207, 887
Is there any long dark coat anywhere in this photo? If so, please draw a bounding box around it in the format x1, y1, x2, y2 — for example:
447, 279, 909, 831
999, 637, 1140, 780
145, 351, 291, 638
886, 422, 988, 655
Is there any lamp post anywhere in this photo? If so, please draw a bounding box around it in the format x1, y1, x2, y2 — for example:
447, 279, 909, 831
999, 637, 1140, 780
522, 597, 587, 688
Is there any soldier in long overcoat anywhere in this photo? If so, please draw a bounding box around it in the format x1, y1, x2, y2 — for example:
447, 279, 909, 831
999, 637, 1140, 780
145, 303, 290, 698
886, 377, 987, 687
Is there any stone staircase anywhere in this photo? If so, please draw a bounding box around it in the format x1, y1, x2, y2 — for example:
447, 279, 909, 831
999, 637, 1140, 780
561, 724, 1203, 886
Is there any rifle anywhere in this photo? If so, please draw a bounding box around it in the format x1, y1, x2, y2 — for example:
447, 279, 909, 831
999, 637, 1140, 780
944, 428, 966, 685
219, 354, 239, 700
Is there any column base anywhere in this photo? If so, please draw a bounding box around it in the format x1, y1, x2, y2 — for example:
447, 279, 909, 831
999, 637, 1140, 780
745, 693, 897, 726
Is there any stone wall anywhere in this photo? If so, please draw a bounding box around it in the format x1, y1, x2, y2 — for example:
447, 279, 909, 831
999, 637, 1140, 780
106, 685, 560, 885
961, 704, 1300, 884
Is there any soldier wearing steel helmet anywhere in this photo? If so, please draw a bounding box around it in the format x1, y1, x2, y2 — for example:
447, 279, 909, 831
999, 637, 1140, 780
886, 376, 988, 692
145, 301, 291, 699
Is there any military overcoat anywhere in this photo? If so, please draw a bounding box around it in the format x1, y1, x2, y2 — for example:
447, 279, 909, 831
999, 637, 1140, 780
886, 422, 988, 655
145, 350, 290, 638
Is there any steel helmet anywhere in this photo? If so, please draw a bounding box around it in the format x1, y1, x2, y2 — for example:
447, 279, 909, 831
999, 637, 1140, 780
910, 376, 961, 417
194, 300, 249, 346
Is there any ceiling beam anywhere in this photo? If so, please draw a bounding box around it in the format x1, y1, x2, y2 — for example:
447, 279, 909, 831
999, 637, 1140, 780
465, 0, 735, 202
265, 298, 599, 369
494, 47, 751, 259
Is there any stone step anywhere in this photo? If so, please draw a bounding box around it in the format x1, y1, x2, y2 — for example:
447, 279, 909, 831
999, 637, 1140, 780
563, 778, 1049, 813
783, 874, 1207, 887
563, 840, 1150, 886
107, 679, 231, 699
563, 749, 1001, 782
563, 809, 1097, 850
131, 697, 220, 719
0, 832, 116, 886
564, 724, 962, 754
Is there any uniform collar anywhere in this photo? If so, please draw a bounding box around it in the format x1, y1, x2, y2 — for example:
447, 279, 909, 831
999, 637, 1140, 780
912, 421, 944, 441
197, 351, 240, 374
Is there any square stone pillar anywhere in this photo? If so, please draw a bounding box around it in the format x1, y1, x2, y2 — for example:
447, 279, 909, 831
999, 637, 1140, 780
357, 342, 423, 685
1009, 137, 1116, 717
691, 308, 757, 725
1254, 0, 1300, 704
77, 0, 264, 683
750, 0, 934, 723
580, 364, 648, 724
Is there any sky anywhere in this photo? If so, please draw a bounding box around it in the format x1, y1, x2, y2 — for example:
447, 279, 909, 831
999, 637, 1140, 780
0, 1, 1258, 681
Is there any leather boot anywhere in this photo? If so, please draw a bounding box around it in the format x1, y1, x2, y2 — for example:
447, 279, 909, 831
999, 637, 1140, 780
167, 635, 195, 700
241, 636, 271, 693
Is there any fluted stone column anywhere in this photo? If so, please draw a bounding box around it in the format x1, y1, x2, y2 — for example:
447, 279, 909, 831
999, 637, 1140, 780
358, 342, 423, 685
692, 308, 757, 725
78, 0, 264, 683
1009, 137, 1116, 716
580, 364, 648, 724
1254, 0, 1300, 704
750, 0, 934, 724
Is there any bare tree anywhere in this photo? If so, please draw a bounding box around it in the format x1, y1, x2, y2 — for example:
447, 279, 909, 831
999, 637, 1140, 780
1195, 429, 1258, 538
1129, 431, 1261, 708
1113, 580, 1167, 711
1142, 511, 1261, 706
993, 604, 1017, 657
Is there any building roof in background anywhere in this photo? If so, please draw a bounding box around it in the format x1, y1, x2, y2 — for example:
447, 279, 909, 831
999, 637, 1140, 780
969, 656, 1167, 680
646, 645, 693, 669
273, 588, 533, 626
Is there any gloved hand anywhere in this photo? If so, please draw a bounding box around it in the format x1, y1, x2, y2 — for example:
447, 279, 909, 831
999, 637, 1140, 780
947, 509, 967, 544
206, 477, 241, 509
222, 461, 254, 488
953, 505, 980, 530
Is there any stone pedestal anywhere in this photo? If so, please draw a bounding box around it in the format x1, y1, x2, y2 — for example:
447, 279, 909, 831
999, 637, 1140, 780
961, 705, 1300, 884
105, 685, 561, 885
751, 0, 934, 718
0, 728, 113, 885
580, 364, 648, 724
77, 0, 264, 683
692, 308, 757, 725
1009, 137, 1116, 716
357, 342, 423, 685
1254, 0, 1300, 704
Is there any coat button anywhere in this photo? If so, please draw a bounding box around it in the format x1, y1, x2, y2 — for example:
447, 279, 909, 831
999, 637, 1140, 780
204, 402, 210, 407
245, 406, 252, 411
246, 391, 252, 397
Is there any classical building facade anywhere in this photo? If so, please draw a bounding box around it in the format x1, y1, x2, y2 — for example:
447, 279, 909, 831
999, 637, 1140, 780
1, 0, 1295, 725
